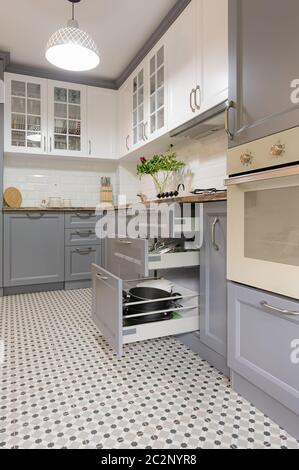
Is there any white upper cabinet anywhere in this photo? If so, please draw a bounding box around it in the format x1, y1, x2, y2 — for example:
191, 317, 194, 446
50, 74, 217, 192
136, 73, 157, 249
147, 41, 168, 140
87, 87, 118, 159
119, 79, 132, 157
201, 0, 228, 112
47, 80, 87, 157
167, 0, 228, 132
167, 0, 198, 131
4, 73, 48, 154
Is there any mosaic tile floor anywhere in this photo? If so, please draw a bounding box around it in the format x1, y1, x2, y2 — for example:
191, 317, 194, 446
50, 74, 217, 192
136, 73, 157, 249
0, 288, 298, 449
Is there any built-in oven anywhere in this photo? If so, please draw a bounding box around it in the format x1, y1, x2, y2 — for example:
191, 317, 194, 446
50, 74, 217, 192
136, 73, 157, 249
226, 126, 299, 300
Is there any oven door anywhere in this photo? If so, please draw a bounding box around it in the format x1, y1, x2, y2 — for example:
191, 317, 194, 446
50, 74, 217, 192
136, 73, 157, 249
227, 165, 299, 300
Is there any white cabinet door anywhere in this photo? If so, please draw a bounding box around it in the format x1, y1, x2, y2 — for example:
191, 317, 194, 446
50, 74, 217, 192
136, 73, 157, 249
167, 0, 198, 131
200, 0, 228, 112
118, 80, 132, 157
87, 87, 118, 159
48, 80, 87, 157
4, 73, 48, 154
131, 59, 149, 150
147, 40, 168, 140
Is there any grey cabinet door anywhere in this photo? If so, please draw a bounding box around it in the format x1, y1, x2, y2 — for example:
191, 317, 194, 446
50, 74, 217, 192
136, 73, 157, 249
65, 245, 101, 281
4, 212, 64, 287
200, 202, 227, 357
228, 0, 299, 147
0, 214, 2, 288
228, 282, 299, 415
91, 263, 123, 357
65, 228, 100, 246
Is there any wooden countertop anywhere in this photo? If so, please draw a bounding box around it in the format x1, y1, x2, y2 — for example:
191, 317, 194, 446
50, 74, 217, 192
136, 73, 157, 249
2, 207, 97, 212
2, 192, 227, 212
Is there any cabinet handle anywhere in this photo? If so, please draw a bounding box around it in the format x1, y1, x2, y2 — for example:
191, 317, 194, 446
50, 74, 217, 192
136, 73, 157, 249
224, 100, 235, 140
189, 88, 196, 113
88, 139, 92, 155
26, 212, 44, 219
126, 135, 130, 151
75, 247, 93, 255
195, 85, 201, 110
49, 136, 52, 152
75, 230, 94, 236
96, 273, 109, 281
143, 122, 148, 141
117, 240, 133, 245
260, 301, 299, 316
44, 136, 46, 152
211, 217, 219, 251
75, 212, 93, 219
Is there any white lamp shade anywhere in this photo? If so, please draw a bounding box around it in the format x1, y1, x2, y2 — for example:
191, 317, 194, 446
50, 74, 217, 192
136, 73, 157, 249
46, 26, 100, 71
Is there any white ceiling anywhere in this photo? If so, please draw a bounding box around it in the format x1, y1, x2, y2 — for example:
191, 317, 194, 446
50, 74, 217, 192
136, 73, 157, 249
0, 0, 177, 80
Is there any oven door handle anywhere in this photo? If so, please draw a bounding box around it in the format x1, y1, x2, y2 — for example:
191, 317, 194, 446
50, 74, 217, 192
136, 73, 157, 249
225, 164, 299, 186
260, 301, 299, 316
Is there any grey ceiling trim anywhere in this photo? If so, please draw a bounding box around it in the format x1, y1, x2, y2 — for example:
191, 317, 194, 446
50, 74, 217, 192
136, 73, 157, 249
5, 62, 118, 89
0, 51, 10, 68
115, 0, 192, 88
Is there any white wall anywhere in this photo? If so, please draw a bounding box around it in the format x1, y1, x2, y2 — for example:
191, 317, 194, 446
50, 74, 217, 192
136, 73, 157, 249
3, 156, 117, 207
117, 130, 227, 203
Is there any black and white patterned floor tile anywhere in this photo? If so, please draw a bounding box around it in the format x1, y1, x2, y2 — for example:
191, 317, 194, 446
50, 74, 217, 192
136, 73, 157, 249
0, 288, 298, 449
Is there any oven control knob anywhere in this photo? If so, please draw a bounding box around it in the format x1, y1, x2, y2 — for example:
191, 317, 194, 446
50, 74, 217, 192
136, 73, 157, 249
240, 152, 253, 166
270, 142, 285, 156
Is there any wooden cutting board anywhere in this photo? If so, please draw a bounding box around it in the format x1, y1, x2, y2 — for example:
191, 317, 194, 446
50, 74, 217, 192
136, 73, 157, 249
4, 187, 23, 208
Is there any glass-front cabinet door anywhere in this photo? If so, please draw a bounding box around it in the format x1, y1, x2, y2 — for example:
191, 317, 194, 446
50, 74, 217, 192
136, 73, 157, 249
131, 60, 148, 149
148, 43, 167, 139
5, 73, 48, 154
48, 81, 86, 157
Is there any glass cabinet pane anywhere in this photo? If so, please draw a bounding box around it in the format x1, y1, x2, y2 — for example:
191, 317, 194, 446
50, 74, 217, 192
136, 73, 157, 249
11, 130, 26, 147
54, 102, 67, 118
54, 135, 67, 150
69, 136, 81, 151
157, 67, 164, 89
11, 113, 25, 130
68, 120, 81, 136
68, 89, 80, 104
157, 47, 164, 68
27, 83, 40, 99
149, 45, 165, 135
11, 81, 25, 97
27, 99, 40, 116
69, 104, 81, 120
27, 115, 41, 132
132, 67, 145, 145
54, 87, 67, 102
54, 118, 67, 134
12, 97, 25, 114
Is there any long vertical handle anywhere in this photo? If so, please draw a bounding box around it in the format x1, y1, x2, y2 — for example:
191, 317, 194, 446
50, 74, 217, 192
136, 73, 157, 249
189, 88, 196, 113
49, 136, 52, 153
44, 136, 46, 152
225, 101, 235, 140
126, 135, 130, 151
195, 85, 201, 110
211, 217, 220, 251
89, 139, 92, 155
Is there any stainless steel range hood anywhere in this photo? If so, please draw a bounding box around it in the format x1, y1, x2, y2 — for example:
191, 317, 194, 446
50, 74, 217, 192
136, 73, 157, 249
170, 100, 228, 140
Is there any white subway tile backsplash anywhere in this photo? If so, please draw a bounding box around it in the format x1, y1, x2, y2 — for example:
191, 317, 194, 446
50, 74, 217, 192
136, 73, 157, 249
4, 155, 117, 207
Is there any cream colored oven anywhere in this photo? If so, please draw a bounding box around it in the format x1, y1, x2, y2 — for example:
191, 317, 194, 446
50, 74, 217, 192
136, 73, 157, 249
226, 127, 299, 300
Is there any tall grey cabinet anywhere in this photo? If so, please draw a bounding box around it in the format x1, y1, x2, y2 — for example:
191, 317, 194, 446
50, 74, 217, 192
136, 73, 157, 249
228, 0, 299, 148
179, 201, 228, 376
0, 59, 4, 296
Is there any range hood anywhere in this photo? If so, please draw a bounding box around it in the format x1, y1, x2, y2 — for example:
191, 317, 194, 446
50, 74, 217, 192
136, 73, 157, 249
170, 100, 228, 140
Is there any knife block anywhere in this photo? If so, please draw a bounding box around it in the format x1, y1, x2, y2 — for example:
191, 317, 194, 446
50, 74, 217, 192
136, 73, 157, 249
100, 185, 113, 203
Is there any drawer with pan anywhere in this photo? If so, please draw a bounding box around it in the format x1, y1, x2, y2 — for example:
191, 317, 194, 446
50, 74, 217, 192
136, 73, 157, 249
105, 237, 200, 279
91, 263, 200, 357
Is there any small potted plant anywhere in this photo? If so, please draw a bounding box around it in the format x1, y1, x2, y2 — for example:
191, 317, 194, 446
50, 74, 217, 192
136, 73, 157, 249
137, 147, 185, 196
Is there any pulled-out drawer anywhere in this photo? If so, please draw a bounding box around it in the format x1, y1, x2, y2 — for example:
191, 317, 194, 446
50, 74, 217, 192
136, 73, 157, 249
91, 263, 200, 357
106, 237, 200, 279
65, 228, 100, 246
65, 246, 101, 281
65, 212, 97, 229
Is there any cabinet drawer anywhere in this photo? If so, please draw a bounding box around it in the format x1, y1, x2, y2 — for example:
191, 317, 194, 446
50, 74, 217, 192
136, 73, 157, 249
91, 264, 200, 357
148, 251, 200, 270
228, 282, 299, 415
65, 228, 100, 246
65, 245, 101, 281
106, 238, 149, 279
65, 212, 97, 229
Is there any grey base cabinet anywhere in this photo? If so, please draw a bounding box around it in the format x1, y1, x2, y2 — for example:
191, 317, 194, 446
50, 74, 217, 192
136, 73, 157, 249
178, 201, 228, 376
4, 212, 64, 287
228, 281, 299, 439
65, 245, 101, 282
